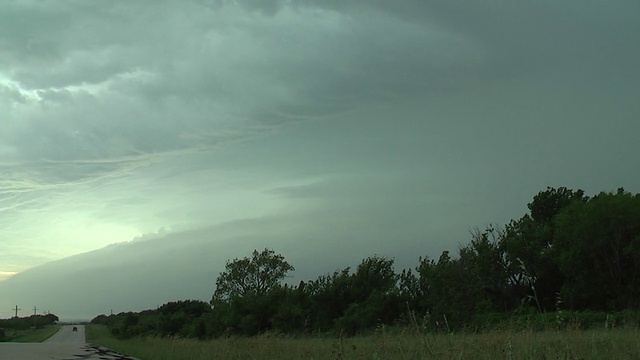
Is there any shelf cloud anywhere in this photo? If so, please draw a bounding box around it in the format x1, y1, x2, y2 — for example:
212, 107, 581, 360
1, 0, 638, 319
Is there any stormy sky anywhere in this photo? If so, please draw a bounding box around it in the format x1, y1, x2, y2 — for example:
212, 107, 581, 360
1, 0, 639, 314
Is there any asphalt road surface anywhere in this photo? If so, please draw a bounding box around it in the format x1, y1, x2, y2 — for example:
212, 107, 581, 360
0, 325, 139, 359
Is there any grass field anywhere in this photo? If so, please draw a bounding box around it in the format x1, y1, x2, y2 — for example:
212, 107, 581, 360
1, 325, 61, 343
86, 324, 640, 360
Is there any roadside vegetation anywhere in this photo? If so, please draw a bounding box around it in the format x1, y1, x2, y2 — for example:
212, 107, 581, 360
87, 324, 640, 360
0, 313, 60, 342
84, 186, 640, 358
3, 325, 61, 343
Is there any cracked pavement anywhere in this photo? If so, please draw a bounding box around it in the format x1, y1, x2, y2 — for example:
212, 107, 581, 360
0, 325, 139, 360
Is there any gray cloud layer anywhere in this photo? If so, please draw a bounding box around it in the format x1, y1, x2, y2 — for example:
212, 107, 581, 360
1, 0, 639, 317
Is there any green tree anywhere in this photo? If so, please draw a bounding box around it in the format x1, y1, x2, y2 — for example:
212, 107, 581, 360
554, 188, 640, 310
528, 187, 587, 225
349, 255, 398, 304
335, 255, 400, 334
459, 226, 512, 313
212, 248, 295, 303
210, 248, 295, 335
270, 283, 308, 333
416, 251, 476, 331
305, 267, 352, 331
500, 187, 588, 310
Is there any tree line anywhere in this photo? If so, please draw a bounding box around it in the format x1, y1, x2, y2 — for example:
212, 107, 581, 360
0, 313, 59, 341
91, 187, 640, 338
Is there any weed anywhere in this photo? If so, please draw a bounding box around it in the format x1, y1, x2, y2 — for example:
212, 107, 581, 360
86, 324, 640, 360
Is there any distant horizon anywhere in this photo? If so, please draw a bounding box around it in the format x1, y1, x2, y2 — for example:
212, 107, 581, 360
2, 185, 638, 320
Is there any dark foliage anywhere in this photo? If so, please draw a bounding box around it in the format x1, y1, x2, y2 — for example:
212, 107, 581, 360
0, 313, 59, 340
91, 187, 640, 338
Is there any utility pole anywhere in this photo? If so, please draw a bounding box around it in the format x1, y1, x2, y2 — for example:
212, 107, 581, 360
12, 306, 21, 335
33, 306, 38, 329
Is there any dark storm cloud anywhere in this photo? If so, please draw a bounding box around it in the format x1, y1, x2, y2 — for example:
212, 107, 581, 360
1, 0, 639, 318
1, 0, 486, 191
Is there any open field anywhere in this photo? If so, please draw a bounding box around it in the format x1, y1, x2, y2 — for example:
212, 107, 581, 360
1, 325, 61, 343
86, 325, 640, 360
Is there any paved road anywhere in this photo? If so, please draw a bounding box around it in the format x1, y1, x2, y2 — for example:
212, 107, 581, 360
0, 325, 139, 359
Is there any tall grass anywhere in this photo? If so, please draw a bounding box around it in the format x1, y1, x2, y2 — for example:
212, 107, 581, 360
2, 325, 61, 343
86, 324, 640, 360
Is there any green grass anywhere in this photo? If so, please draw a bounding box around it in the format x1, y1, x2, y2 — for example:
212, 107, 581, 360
2, 325, 61, 343
86, 325, 640, 360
